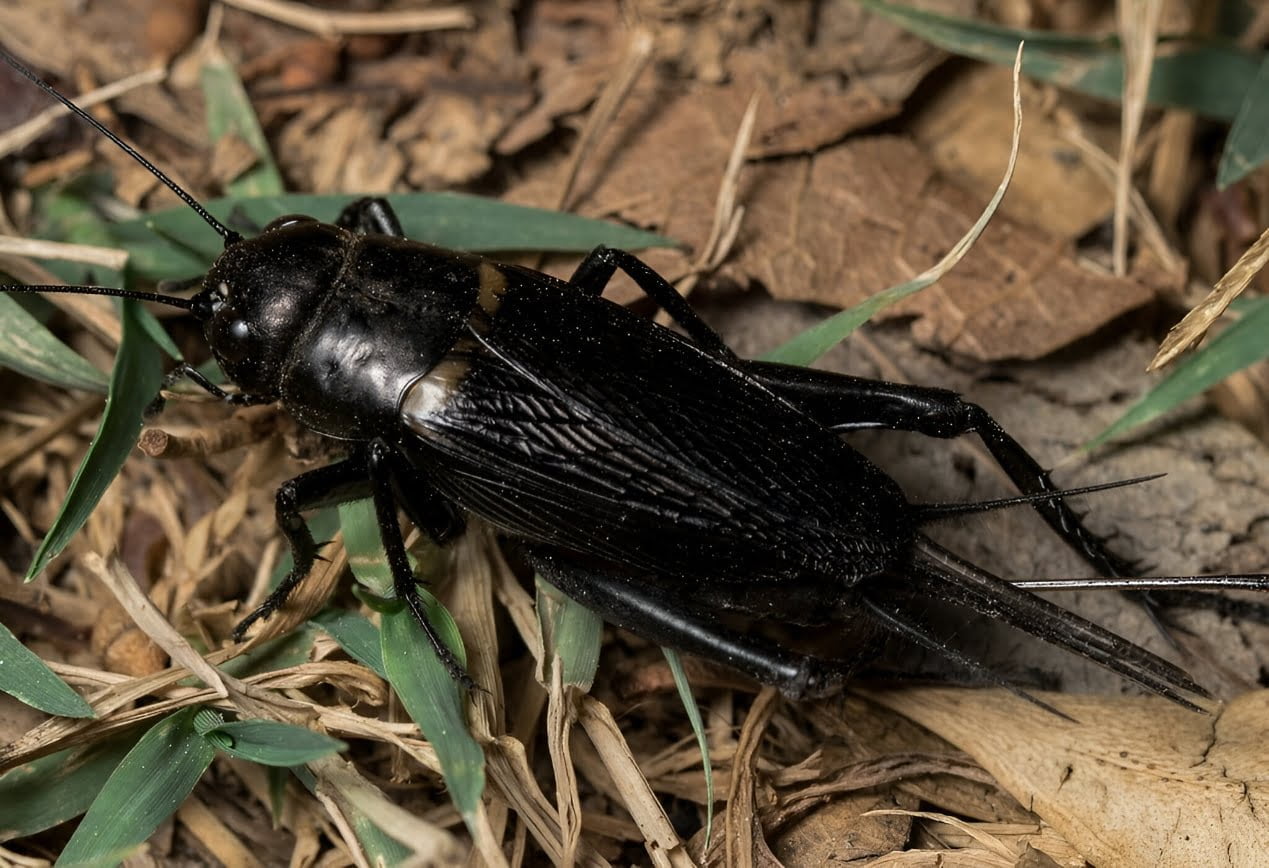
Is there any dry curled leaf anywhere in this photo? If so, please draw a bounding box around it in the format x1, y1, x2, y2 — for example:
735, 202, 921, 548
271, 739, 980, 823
867, 687, 1269, 867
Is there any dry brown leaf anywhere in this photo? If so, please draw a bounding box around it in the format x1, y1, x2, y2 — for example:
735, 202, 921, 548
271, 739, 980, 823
773, 791, 916, 864
731, 136, 1157, 360
867, 687, 1269, 866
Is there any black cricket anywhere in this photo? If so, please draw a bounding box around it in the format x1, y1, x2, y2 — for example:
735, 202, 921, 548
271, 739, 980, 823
5, 50, 1267, 713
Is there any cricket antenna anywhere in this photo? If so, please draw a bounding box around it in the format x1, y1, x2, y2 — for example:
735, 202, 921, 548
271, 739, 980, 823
3, 284, 194, 311
0, 45, 241, 247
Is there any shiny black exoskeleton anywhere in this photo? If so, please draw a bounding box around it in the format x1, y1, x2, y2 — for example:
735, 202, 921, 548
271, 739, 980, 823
5, 47, 1263, 712
159, 195, 1207, 708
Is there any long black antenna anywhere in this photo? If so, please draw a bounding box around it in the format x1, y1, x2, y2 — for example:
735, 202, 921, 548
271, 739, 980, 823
0, 46, 241, 247
6, 284, 193, 310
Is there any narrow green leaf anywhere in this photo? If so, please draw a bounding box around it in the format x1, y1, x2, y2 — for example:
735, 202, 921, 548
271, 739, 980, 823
310, 609, 386, 678
536, 577, 603, 690
56, 708, 215, 868
0, 619, 95, 717
0, 295, 108, 391
760, 276, 934, 366
0, 738, 135, 841
113, 192, 677, 283
1087, 297, 1269, 448
206, 720, 346, 766
380, 595, 485, 834
200, 52, 284, 198
338, 498, 396, 599
858, 0, 1262, 120
664, 648, 714, 848
1218, 55, 1269, 187
25, 299, 164, 580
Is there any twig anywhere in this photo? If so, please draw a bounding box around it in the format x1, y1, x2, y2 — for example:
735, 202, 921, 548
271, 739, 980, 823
139, 405, 282, 459
217, 0, 474, 37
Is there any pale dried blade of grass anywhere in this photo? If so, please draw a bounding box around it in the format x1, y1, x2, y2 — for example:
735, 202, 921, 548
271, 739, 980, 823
84, 552, 227, 698
1054, 110, 1182, 274
217, 0, 473, 36
445, 522, 506, 737
546, 665, 583, 868
721, 687, 777, 868
0, 66, 167, 158
0, 236, 128, 271
555, 28, 655, 212
577, 695, 693, 867
1113, 0, 1164, 276
1150, 223, 1269, 369
0, 395, 100, 474
175, 796, 264, 868
674, 92, 758, 295
316, 757, 465, 865
864, 810, 1015, 860
485, 735, 613, 867
243, 536, 347, 646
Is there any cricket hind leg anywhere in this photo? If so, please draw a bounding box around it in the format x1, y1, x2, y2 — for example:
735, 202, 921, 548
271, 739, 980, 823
567, 246, 736, 359
524, 547, 872, 699
742, 360, 1141, 578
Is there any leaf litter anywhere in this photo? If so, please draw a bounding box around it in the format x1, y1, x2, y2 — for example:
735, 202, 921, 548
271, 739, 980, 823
0, 0, 1267, 865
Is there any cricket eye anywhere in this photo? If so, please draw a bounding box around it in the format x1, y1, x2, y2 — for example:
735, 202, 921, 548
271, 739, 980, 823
214, 317, 253, 363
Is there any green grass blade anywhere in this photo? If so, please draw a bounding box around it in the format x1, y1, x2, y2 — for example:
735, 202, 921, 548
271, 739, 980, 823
338, 498, 397, 600
760, 275, 934, 366
200, 51, 284, 198
0, 295, 108, 392
335, 497, 486, 836
858, 0, 1261, 120
536, 577, 603, 690
1218, 55, 1269, 188
204, 720, 346, 766
310, 609, 387, 678
0, 738, 136, 842
116, 192, 676, 282
663, 648, 714, 848
380, 596, 486, 836
56, 708, 215, 868
25, 299, 165, 581
0, 619, 95, 717
1086, 297, 1269, 448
